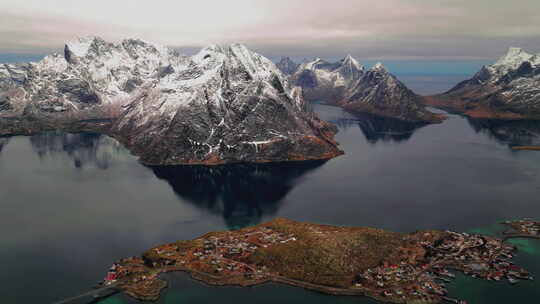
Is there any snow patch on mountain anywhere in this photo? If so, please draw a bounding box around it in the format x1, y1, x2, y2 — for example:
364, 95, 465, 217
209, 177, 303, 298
0, 36, 343, 164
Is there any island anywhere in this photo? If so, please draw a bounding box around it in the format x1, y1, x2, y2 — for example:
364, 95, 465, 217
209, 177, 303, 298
100, 218, 537, 304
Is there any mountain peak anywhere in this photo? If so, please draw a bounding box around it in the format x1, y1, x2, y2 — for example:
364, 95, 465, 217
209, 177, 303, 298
507, 46, 524, 53
229, 43, 249, 52
341, 54, 363, 71
278, 56, 295, 63
343, 54, 355, 62
1, 36, 343, 165
370, 62, 388, 73
276, 57, 298, 75
494, 47, 534, 69
64, 36, 103, 58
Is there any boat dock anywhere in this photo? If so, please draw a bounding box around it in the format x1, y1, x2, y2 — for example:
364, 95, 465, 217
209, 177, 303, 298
51, 284, 120, 304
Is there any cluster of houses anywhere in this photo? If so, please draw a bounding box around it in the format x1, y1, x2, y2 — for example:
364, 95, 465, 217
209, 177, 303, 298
429, 231, 532, 283
101, 256, 148, 286
99, 222, 537, 304
100, 227, 298, 292
354, 262, 445, 302
506, 220, 540, 236
190, 228, 297, 275
352, 230, 533, 304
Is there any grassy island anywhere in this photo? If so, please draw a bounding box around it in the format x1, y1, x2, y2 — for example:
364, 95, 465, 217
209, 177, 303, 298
101, 218, 536, 303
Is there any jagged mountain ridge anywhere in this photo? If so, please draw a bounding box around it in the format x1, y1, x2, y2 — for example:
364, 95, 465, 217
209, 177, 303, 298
427, 47, 540, 119
275, 57, 299, 75
291, 56, 443, 123
0, 37, 343, 165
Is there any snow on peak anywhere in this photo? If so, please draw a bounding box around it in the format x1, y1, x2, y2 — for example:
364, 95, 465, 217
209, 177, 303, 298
493, 47, 534, 70
341, 54, 363, 71
371, 62, 388, 73
121, 38, 170, 56
228, 43, 283, 81
192, 43, 284, 85
302, 57, 325, 70
65, 36, 103, 57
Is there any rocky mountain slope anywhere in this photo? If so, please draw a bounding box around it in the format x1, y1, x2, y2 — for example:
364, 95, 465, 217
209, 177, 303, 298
426, 47, 540, 119
291, 57, 443, 123
276, 57, 299, 75
0, 37, 343, 165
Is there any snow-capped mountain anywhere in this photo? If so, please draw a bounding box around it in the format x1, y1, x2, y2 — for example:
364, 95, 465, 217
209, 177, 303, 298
428, 47, 540, 119
342, 63, 443, 123
275, 57, 299, 75
291, 56, 443, 123
291, 56, 364, 104
0, 37, 343, 165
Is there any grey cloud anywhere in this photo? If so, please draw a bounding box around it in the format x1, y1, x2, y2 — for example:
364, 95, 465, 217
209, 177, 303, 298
0, 0, 539, 60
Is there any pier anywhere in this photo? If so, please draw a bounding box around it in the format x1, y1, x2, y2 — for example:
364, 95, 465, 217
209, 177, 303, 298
52, 284, 120, 304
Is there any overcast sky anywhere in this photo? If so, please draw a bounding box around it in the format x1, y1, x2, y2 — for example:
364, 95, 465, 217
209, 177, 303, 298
1, 0, 539, 60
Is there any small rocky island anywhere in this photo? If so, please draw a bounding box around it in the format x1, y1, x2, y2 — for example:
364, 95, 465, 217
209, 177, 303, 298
426, 47, 540, 120
0, 37, 343, 165
101, 218, 537, 304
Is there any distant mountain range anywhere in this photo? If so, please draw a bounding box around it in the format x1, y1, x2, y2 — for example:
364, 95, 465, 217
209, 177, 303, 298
426, 47, 540, 120
2, 38, 539, 165
276, 57, 299, 75
281, 56, 444, 123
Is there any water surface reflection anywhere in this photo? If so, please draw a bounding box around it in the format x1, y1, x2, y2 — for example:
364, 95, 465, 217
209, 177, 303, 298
467, 118, 540, 147
316, 105, 426, 144
0, 136, 9, 154
28, 132, 126, 169
150, 161, 326, 229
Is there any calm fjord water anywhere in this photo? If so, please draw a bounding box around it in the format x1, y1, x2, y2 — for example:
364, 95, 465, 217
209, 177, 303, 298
1, 104, 540, 304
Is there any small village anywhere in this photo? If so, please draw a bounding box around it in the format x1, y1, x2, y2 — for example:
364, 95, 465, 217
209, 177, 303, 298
353, 230, 533, 303
503, 219, 540, 238
98, 219, 538, 304
98, 225, 299, 300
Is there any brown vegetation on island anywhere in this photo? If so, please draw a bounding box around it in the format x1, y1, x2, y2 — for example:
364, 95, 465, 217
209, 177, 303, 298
98, 218, 537, 304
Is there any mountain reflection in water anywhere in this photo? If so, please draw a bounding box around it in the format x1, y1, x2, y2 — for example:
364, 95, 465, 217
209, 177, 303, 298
28, 132, 125, 169
149, 161, 326, 229
467, 118, 540, 147
0, 136, 9, 154
329, 112, 427, 143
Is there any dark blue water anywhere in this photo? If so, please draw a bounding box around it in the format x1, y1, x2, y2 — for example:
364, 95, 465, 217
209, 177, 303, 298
1, 105, 540, 304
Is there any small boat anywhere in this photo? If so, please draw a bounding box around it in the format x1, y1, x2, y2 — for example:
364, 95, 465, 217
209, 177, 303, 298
508, 277, 519, 284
